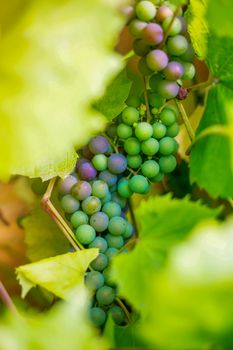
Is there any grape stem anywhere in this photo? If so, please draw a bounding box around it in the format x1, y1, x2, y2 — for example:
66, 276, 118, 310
159, 6, 181, 48
41, 178, 84, 251
142, 76, 152, 122
128, 198, 139, 238
102, 132, 118, 153
116, 297, 131, 323
175, 100, 195, 143
188, 78, 217, 92
0, 280, 18, 314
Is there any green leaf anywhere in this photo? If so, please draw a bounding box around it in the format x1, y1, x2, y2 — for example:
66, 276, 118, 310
186, 0, 208, 59
139, 218, 233, 349
94, 68, 132, 121
206, 0, 233, 39
0, 291, 108, 350
23, 204, 69, 262
0, 0, 125, 180
16, 249, 98, 299
190, 36, 233, 198
111, 195, 219, 312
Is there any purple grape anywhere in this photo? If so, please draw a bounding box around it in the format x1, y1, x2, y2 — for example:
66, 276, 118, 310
99, 170, 117, 187
163, 61, 184, 81
78, 161, 97, 181
142, 23, 164, 45
157, 80, 179, 99
72, 180, 92, 200
90, 212, 109, 232
146, 50, 168, 71
128, 19, 147, 38
108, 154, 127, 175
57, 175, 77, 195
89, 136, 110, 155
76, 158, 89, 169
156, 5, 173, 22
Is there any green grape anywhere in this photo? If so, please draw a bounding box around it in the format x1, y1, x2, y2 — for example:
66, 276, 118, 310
92, 180, 109, 199
135, 122, 153, 141
92, 154, 108, 171
102, 266, 115, 287
105, 234, 124, 249
85, 271, 105, 290
123, 222, 134, 239
167, 35, 188, 56
150, 172, 164, 182
81, 196, 101, 215
141, 137, 159, 156
182, 62, 196, 80
162, 16, 182, 36
117, 178, 133, 198
149, 73, 164, 91
117, 123, 133, 139
89, 236, 108, 253
124, 137, 141, 155
138, 57, 154, 76
159, 108, 176, 126
89, 307, 106, 327
129, 175, 149, 194
109, 306, 125, 325
75, 224, 96, 245
135, 1, 156, 22
128, 19, 147, 38
152, 122, 167, 139
70, 210, 89, 228
166, 122, 179, 137
141, 160, 160, 178
148, 92, 166, 108
180, 44, 195, 62
165, 104, 179, 118
105, 247, 119, 259
111, 192, 127, 209
122, 107, 139, 125
127, 154, 142, 169
61, 195, 80, 214
101, 192, 111, 205
96, 285, 115, 306
125, 95, 141, 108
159, 137, 176, 155
91, 253, 109, 271
108, 216, 127, 236
159, 155, 177, 173
102, 201, 121, 219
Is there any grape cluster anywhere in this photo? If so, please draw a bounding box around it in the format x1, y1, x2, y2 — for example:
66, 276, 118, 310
58, 136, 133, 327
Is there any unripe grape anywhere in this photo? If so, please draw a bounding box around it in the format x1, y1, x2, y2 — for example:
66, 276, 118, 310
152, 122, 167, 139
159, 155, 177, 173
89, 307, 106, 327
129, 175, 149, 194
167, 35, 188, 56
180, 44, 195, 62
105, 247, 119, 259
128, 19, 147, 38
122, 107, 140, 125
89, 236, 108, 253
142, 23, 163, 45
127, 154, 142, 169
182, 62, 196, 80
157, 80, 179, 99
78, 161, 97, 181
148, 92, 166, 108
166, 122, 180, 137
141, 160, 160, 178
109, 306, 125, 325
81, 196, 101, 215
160, 108, 176, 126
124, 137, 141, 155
122, 5, 135, 22
102, 201, 122, 219
165, 104, 179, 118
89, 136, 110, 155
57, 175, 77, 195
75, 224, 96, 245
105, 234, 124, 249
117, 178, 133, 198
111, 192, 127, 209
106, 124, 117, 138
125, 95, 141, 108
91, 253, 108, 271
159, 137, 176, 155
108, 154, 127, 175
96, 285, 115, 306
149, 73, 164, 91
117, 123, 133, 139
92, 180, 109, 199
108, 216, 127, 236
61, 195, 80, 214
178, 16, 187, 34
123, 222, 134, 239
101, 191, 111, 205
135, 122, 153, 141
102, 267, 115, 287
135, 1, 156, 22
146, 50, 168, 71
72, 181, 92, 200
133, 39, 150, 56
99, 170, 117, 187
85, 271, 105, 290
70, 210, 89, 228
150, 172, 164, 182
138, 57, 153, 76
156, 5, 173, 22
92, 154, 108, 171
163, 61, 184, 81
141, 137, 159, 156
90, 212, 109, 232
162, 16, 182, 36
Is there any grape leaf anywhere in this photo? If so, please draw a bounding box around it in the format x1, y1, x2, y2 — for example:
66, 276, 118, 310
206, 0, 233, 39
139, 218, 233, 349
23, 204, 69, 262
190, 36, 233, 198
94, 69, 132, 121
0, 0, 125, 180
169, 0, 188, 6
111, 195, 219, 312
0, 291, 108, 350
186, 0, 208, 59
16, 249, 98, 299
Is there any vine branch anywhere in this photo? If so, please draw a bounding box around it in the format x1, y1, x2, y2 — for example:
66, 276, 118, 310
0, 280, 18, 314
175, 100, 195, 143
142, 76, 152, 122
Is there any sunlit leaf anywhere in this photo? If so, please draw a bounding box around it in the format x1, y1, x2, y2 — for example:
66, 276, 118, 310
206, 0, 233, 39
